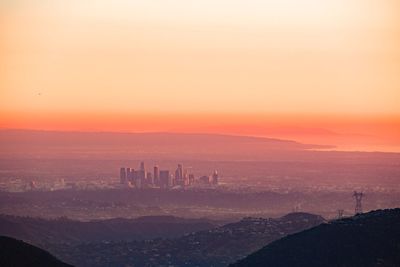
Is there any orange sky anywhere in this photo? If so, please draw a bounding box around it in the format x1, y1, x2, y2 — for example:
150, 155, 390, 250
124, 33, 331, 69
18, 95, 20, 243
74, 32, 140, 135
1, 0, 400, 151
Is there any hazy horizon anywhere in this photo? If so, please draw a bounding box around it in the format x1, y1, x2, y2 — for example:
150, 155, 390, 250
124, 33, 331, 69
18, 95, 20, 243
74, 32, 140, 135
1, 0, 400, 152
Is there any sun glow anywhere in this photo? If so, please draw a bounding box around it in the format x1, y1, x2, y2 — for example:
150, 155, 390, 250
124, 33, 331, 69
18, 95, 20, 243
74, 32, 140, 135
1, 0, 400, 151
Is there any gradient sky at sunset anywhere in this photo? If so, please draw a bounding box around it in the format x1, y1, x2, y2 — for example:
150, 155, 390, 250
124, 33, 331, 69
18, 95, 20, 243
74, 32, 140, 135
1, 0, 399, 151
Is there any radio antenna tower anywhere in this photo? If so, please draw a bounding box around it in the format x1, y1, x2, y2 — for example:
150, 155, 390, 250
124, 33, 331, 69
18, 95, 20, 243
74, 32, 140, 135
353, 191, 364, 214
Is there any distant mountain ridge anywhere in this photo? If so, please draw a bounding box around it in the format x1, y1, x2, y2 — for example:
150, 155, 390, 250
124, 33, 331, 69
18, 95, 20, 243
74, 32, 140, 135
0, 128, 337, 161
0, 129, 330, 148
0, 236, 72, 267
231, 208, 400, 267
0, 128, 301, 144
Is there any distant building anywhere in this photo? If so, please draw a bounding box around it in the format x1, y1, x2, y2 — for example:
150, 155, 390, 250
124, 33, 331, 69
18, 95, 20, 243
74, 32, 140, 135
59, 178, 65, 188
131, 170, 139, 188
137, 170, 146, 188
135, 175, 142, 189
154, 165, 160, 186
129, 168, 135, 183
126, 168, 132, 181
120, 167, 126, 184
174, 168, 180, 184
140, 162, 145, 172
29, 180, 37, 190
188, 174, 195, 185
212, 170, 219, 185
159, 170, 170, 189
169, 173, 174, 187
183, 171, 189, 186
147, 172, 153, 185
175, 164, 185, 186
199, 175, 210, 185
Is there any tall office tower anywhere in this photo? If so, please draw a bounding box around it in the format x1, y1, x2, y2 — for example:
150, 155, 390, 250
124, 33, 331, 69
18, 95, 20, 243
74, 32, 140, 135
169, 173, 174, 187
140, 161, 145, 171
188, 174, 195, 185
126, 168, 131, 181
147, 172, 153, 185
153, 165, 160, 186
129, 169, 135, 182
175, 168, 180, 181
183, 172, 189, 186
139, 161, 147, 181
135, 175, 142, 189
177, 164, 183, 179
120, 167, 126, 184
135, 169, 146, 188
175, 164, 184, 186
132, 170, 140, 188
159, 170, 170, 189
212, 170, 219, 185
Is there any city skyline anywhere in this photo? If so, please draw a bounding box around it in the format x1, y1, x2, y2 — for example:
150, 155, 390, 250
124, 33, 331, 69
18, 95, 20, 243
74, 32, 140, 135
119, 161, 219, 189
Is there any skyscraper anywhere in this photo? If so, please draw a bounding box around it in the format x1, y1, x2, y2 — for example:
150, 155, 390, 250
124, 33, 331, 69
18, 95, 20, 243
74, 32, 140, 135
140, 161, 145, 171
159, 170, 170, 189
139, 161, 147, 183
137, 169, 146, 188
177, 164, 183, 179
120, 167, 126, 184
129, 168, 135, 182
126, 168, 131, 181
212, 170, 219, 185
183, 171, 189, 186
188, 174, 195, 185
154, 165, 160, 186
135, 173, 142, 189
175, 164, 184, 186
169, 173, 174, 187
147, 172, 153, 185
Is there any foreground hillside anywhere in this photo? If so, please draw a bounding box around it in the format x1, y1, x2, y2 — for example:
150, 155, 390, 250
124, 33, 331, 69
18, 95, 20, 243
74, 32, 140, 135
49, 212, 324, 266
232, 209, 400, 267
0, 236, 72, 267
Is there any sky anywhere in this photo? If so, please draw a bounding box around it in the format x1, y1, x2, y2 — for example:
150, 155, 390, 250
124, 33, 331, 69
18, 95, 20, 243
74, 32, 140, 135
1, 0, 399, 151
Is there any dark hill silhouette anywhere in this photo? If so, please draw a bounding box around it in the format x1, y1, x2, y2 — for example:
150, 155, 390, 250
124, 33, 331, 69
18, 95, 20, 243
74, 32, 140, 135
231, 209, 400, 267
0, 236, 72, 267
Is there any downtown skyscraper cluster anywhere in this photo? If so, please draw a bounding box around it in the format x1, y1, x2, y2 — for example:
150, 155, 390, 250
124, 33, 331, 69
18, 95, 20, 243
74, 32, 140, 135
120, 162, 218, 189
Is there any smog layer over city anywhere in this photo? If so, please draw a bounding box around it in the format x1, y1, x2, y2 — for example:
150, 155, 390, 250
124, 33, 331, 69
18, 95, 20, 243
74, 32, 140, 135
1, 1, 400, 267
